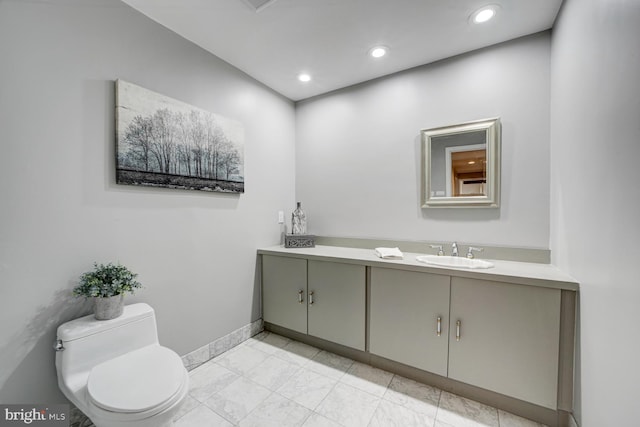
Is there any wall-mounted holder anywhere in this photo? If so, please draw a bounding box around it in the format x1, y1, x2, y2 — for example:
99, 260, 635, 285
285, 234, 315, 248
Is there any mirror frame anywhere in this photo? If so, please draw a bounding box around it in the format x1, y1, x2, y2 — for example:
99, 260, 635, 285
421, 117, 501, 208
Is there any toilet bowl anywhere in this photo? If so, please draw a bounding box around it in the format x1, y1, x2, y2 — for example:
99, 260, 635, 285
55, 303, 189, 427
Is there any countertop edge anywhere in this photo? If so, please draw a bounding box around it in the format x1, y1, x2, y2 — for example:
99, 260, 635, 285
257, 245, 579, 291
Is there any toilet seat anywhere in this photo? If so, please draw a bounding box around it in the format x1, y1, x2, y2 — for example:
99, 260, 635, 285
87, 345, 187, 415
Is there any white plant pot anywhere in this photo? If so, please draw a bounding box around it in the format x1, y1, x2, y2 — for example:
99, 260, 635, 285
93, 294, 124, 320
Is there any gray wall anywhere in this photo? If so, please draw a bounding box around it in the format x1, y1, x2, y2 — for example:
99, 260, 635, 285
550, 0, 640, 425
295, 32, 551, 248
0, 0, 295, 403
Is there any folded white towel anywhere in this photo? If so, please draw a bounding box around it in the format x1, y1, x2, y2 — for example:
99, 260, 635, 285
374, 247, 404, 259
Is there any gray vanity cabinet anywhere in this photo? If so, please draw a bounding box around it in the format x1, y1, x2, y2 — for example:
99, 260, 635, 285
448, 277, 561, 409
262, 255, 366, 351
260, 245, 578, 422
262, 255, 308, 334
369, 268, 450, 376
307, 260, 366, 350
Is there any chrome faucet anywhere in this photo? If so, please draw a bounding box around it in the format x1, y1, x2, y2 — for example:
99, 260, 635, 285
466, 246, 484, 259
430, 244, 444, 256
451, 242, 458, 257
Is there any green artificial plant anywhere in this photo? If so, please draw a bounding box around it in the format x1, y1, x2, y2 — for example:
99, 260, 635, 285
73, 262, 142, 298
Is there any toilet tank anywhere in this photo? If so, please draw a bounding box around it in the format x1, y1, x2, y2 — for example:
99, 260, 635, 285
56, 303, 160, 378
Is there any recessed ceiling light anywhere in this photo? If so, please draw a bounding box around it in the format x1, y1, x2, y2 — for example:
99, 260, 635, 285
240, 0, 278, 13
298, 73, 311, 82
471, 5, 499, 24
369, 46, 388, 58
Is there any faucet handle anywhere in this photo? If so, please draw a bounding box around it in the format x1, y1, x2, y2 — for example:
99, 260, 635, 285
466, 246, 484, 259
430, 245, 444, 256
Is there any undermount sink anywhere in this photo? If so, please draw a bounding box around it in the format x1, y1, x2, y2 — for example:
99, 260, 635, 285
416, 255, 494, 269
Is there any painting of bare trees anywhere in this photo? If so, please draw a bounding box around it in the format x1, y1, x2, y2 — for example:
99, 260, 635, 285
115, 80, 244, 193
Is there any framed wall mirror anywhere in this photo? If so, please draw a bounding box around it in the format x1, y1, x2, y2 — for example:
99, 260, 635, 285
421, 117, 501, 208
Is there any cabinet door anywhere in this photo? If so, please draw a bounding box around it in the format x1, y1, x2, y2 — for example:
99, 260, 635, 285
449, 277, 561, 409
369, 268, 450, 376
307, 260, 366, 350
262, 255, 307, 334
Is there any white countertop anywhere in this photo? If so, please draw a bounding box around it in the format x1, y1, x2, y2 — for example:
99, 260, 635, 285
258, 245, 579, 291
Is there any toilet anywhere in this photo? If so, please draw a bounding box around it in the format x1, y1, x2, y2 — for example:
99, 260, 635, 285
55, 303, 189, 427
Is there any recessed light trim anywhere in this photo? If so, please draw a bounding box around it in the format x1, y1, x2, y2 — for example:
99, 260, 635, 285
240, 0, 278, 13
298, 73, 311, 82
369, 46, 388, 58
470, 5, 499, 24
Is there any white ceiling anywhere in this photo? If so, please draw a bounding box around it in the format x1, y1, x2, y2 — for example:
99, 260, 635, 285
121, 0, 563, 101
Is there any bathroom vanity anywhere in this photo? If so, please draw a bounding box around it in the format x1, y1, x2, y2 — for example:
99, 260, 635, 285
257, 244, 578, 427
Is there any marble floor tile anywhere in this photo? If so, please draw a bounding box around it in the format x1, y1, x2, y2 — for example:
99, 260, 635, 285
436, 391, 499, 427
305, 350, 354, 380
301, 412, 343, 427
214, 343, 270, 375
180, 332, 545, 427
189, 361, 240, 402
277, 367, 338, 410
245, 331, 292, 354
383, 375, 440, 418
242, 331, 271, 346
370, 399, 436, 427
238, 392, 311, 427
245, 355, 300, 391
498, 410, 547, 427
274, 340, 321, 366
340, 361, 394, 397
315, 382, 381, 427
173, 394, 200, 421
174, 404, 233, 427
204, 376, 272, 424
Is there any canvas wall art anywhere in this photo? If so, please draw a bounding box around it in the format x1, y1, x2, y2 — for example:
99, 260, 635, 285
115, 80, 244, 193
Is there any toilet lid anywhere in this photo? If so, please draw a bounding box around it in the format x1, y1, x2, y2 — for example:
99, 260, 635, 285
87, 345, 186, 413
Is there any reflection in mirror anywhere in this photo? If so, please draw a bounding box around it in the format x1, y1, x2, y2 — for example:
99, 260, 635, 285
422, 118, 500, 208
450, 148, 486, 196
431, 131, 487, 197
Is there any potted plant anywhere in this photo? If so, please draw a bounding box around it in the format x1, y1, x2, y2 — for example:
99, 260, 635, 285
73, 262, 143, 320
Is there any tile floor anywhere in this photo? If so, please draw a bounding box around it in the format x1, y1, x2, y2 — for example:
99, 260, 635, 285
174, 331, 547, 427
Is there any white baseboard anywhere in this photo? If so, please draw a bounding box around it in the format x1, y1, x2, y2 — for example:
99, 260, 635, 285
181, 318, 264, 371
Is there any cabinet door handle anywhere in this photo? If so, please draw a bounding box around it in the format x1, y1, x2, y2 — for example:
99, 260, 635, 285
298, 290, 304, 303
437, 316, 442, 336
456, 320, 461, 341
309, 291, 314, 305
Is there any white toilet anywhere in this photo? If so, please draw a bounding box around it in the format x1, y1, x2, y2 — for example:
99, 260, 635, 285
55, 303, 189, 427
